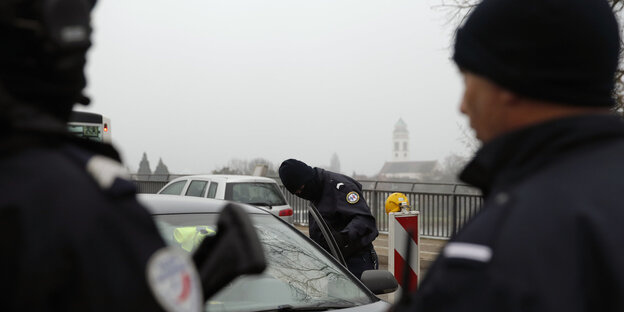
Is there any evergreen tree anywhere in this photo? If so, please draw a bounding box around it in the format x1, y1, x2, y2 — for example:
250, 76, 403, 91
137, 152, 152, 180
153, 158, 170, 181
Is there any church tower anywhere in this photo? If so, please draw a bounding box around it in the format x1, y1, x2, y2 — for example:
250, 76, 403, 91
393, 119, 409, 161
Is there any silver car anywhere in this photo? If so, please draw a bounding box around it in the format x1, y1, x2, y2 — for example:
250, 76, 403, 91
138, 194, 396, 312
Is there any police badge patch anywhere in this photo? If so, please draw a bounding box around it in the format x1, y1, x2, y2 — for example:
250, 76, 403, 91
346, 191, 360, 204
147, 247, 202, 312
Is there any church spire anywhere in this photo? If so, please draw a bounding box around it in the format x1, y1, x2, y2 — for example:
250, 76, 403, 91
393, 119, 409, 161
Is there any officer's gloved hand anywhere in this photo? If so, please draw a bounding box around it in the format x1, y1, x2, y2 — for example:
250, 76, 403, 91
329, 228, 346, 247
330, 228, 358, 258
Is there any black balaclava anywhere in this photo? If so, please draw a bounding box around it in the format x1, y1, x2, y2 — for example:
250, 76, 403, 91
298, 175, 322, 202
0, 0, 97, 123
279, 159, 322, 201
453, 0, 620, 107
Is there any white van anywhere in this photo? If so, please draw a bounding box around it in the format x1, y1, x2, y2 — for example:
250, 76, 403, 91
157, 174, 294, 224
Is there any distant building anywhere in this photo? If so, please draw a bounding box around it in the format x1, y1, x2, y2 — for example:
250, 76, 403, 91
378, 119, 440, 181
393, 118, 409, 161
378, 160, 440, 180
329, 153, 341, 173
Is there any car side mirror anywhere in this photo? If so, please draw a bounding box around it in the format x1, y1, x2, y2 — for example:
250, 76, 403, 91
360, 270, 399, 295
192, 202, 267, 301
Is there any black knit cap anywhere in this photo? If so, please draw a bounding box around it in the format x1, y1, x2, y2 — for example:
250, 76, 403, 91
453, 0, 620, 107
279, 159, 316, 194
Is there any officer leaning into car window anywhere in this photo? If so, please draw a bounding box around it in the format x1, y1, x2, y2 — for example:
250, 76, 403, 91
279, 159, 379, 279
0, 1, 200, 311
393, 0, 624, 311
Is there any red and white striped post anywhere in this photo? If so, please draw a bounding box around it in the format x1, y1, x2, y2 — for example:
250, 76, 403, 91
388, 211, 419, 302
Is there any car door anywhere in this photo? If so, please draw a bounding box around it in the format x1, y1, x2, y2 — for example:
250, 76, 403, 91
307, 202, 346, 267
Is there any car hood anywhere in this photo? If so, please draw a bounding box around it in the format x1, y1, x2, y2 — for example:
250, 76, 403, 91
338, 301, 391, 311
254, 300, 391, 312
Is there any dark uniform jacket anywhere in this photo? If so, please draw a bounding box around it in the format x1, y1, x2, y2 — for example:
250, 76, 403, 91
405, 114, 624, 311
0, 130, 166, 311
308, 168, 378, 258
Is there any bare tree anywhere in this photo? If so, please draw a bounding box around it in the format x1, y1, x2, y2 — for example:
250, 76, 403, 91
436, 0, 624, 113
439, 152, 469, 182
213, 158, 278, 176
434, 0, 477, 28
457, 122, 480, 154
247, 158, 278, 176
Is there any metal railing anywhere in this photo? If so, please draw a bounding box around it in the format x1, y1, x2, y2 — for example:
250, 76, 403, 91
134, 180, 168, 194
132, 175, 483, 238
278, 180, 483, 237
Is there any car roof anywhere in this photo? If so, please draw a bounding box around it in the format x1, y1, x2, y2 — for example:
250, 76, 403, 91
168, 174, 279, 184
137, 194, 271, 215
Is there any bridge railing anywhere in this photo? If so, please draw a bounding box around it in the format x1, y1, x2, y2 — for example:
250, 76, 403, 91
278, 180, 483, 237
132, 176, 483, 238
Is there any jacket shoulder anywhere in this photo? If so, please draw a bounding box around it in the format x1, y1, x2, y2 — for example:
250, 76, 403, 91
322, 171, 362, 194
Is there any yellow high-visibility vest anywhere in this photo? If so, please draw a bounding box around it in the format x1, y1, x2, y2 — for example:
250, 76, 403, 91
173, 226, 216, 252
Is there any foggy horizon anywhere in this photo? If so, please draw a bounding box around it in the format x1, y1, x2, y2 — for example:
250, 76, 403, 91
82, 0, 474, 177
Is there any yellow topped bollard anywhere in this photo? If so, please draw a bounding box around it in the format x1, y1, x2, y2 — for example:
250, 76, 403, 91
385, 192, 410, 214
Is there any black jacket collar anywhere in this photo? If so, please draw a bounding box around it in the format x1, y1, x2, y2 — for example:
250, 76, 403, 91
460, 113, 624, 196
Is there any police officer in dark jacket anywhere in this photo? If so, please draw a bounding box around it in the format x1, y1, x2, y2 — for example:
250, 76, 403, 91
0, 1, 184, 311
279, 159, 379, 279
395, 0, 624, 311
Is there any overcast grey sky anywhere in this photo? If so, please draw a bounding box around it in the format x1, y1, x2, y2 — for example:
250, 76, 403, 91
82, 0, 472, 176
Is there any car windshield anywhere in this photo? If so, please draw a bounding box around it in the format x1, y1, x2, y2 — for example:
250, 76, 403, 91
225, 182, 287, 206
153, 213, 375, 312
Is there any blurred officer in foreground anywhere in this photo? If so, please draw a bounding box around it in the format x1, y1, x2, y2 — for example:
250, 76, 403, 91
279, 159, 379, 279
395, 0, 624, 311
0, 1, 266, 311
0, 1, 172, 310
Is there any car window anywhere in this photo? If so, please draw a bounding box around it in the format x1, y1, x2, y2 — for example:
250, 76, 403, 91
153, 219, 217, 252
206, 182, 218, 198
153, 213, 374, 312
159, 180, 186, 195
224, 182, 287, 206
185, 180, 208, 197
